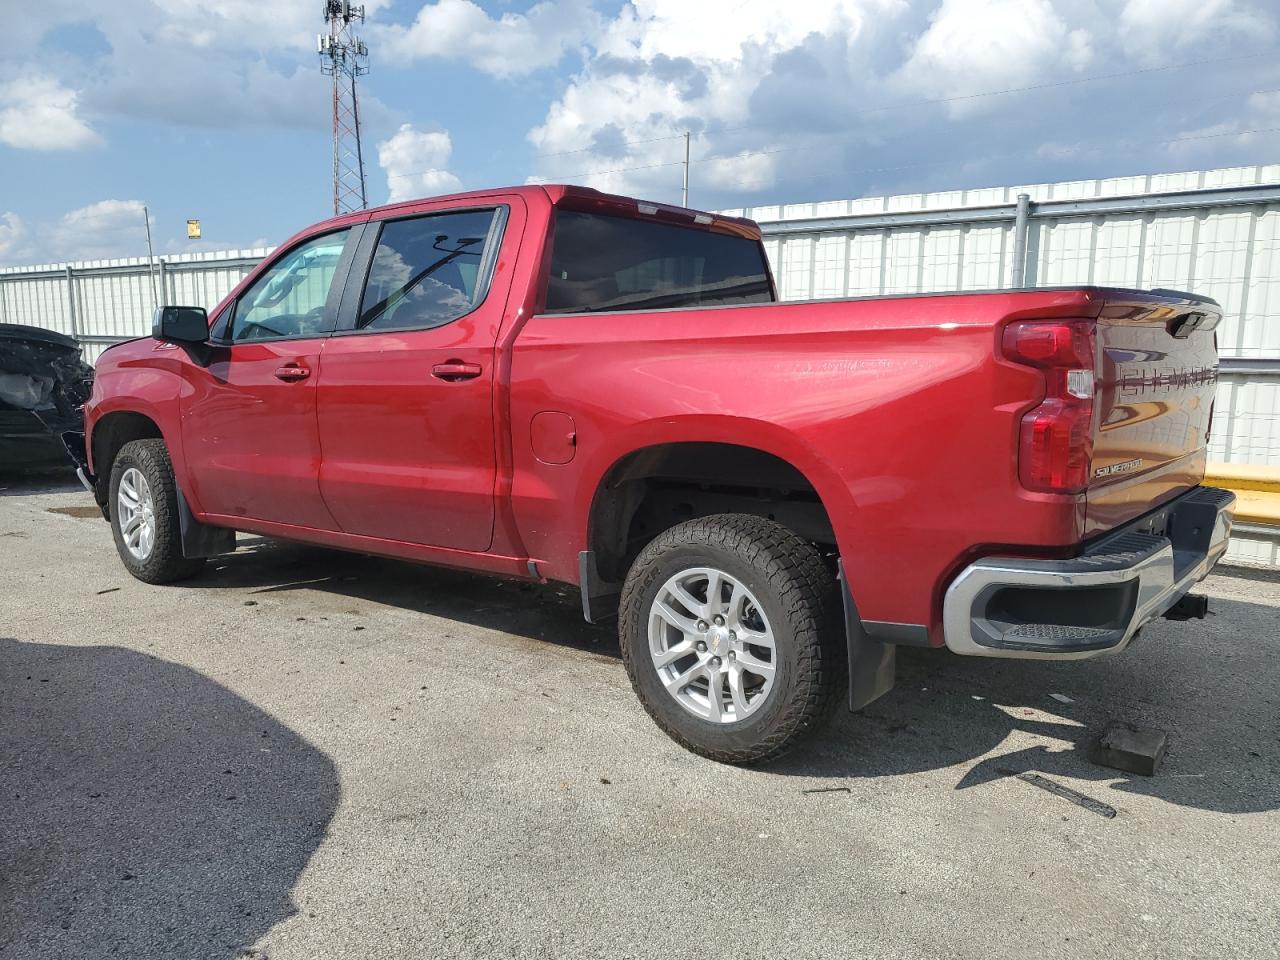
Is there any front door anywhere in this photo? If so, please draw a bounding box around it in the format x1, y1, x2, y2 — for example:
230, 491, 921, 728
316, 202, 518, 551
182, 227, 358, 529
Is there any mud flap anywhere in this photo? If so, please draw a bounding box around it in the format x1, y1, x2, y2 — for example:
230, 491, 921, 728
579, 550, 621, 623
839, 559, 896, 711
177, 487, 236, 559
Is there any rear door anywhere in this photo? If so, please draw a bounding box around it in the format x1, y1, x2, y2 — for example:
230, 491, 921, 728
1086, 291, 1221, 537
181, 226, 362, 528
315, 199, 521, 550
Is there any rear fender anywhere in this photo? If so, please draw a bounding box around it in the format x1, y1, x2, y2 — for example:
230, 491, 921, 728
577, 414, 858, 562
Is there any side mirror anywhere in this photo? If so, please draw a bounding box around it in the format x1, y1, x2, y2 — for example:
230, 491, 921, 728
152, 306, 209, 345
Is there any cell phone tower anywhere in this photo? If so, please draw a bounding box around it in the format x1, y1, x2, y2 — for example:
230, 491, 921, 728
319, 1, 369, 215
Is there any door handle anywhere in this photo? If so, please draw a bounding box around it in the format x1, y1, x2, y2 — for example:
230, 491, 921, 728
431, 360, 483, 382
273, 364, 311, 382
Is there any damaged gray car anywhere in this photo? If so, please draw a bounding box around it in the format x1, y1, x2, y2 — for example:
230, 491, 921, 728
0, 324, 94, 474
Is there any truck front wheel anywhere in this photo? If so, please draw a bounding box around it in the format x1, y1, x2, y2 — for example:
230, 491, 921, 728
618, 514, 842, 764
108, 439, 205, 584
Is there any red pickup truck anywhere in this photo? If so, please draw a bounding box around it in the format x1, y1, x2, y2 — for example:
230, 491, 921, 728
80, 185, 1235, 762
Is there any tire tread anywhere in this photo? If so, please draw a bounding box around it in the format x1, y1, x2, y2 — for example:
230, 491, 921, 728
109, 439, 205, 584
619, 514, 841, 764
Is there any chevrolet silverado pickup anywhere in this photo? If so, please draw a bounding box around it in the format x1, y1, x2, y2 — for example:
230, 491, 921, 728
80, 185, 1235, 763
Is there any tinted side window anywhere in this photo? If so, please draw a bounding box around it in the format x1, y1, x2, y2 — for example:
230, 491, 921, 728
232, 230, 351, 342
543, 210, 773, 314
357, 209, 497, 331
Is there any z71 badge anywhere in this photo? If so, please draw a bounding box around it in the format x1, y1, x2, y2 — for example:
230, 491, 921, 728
1095, 458, 1144, 478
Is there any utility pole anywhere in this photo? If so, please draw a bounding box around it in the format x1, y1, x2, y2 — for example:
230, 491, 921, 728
319, 1, 370, 215
681, 131, 690, 207
142, 205, 158, 309
1011, 193, 1031, 289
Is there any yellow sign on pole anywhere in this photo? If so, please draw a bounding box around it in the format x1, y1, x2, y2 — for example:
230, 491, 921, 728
186, 219, 201, 239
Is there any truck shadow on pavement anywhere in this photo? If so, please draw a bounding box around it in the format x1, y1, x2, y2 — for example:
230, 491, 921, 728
0, 637, 338, 960
776, 604, 1279, 816
190, 538, 1276, 818
0, 471, 82, 496
196, 536, 613, 655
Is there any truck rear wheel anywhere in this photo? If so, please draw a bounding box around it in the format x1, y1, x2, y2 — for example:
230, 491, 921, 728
618, 514, 842, 764
108, 439, 205, 584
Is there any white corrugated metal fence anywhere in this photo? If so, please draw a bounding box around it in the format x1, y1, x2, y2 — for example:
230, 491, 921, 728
1, 165, 1277, 564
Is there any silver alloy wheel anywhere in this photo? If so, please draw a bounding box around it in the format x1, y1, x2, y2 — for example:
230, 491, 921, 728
117, 467, 156, 561
648, 566, 777, 724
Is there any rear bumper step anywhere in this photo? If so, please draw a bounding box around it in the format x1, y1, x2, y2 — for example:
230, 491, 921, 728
943, 486, 1235, 660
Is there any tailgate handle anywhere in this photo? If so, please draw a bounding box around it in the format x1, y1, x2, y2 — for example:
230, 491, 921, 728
1168, 312, 1207, 339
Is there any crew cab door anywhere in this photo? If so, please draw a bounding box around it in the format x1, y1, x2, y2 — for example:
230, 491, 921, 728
181, 225, 363, 529
315, 199, 521, 550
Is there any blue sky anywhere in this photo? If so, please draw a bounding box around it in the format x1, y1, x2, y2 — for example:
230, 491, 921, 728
2, 0, 1279, 267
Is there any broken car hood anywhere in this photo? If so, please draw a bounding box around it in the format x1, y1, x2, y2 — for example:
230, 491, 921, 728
0, 323, 94, 438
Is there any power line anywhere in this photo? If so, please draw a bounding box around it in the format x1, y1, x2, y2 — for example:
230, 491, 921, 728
386, 52, 1275, 193
523, 50, 1271, 183
545, 50, 1272, 167
526, 78, 1279, 186
526, 123, 1280, 207
705, 126, 1280, 198
523, 159, 687, 182
696, 121, 1280, 170
385, 130, 691, 181
526, 110, 1280, 192
530, 132, 690, 161
703, 51, 1273, 140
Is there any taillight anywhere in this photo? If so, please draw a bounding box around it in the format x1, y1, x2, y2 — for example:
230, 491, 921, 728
1003, 320, 1096, 494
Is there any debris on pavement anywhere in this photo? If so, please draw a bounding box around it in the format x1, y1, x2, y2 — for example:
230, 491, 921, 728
1090, 722, 1169, 777
802, 786, 853, 795
999, 768, 1117, 819
46, 506, 103, 519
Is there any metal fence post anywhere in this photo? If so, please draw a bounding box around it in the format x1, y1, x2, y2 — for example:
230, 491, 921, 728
157, 258, 168, 308
1011, 193, 1031, 289
64, 265, 80, 340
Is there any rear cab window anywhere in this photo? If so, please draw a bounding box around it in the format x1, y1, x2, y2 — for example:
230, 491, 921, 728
542, 210, 774, 314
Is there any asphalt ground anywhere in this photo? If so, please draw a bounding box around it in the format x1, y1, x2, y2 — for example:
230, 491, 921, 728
2, 474, 1277, 959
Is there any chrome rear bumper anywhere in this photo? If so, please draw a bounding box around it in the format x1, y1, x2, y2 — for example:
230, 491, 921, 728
943, 486, 1235, 660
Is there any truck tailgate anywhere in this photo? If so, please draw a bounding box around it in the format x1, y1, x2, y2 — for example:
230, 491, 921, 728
1085, 291, 1220, 538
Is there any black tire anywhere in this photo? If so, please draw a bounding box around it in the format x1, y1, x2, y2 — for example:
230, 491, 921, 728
618, 514, 843, 764
108, 439, 205, 584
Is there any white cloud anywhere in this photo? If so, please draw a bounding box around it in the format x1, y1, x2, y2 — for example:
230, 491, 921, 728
8, 1, 395, 140
0, 197, 274, 267
378, 124, 463, 202
376, 0, 599, 77
0, 213, 28, 262
895, 0, 1092, 116
0, 76, 100, 150
1118, 0, 1273, 62
517, 0, 1280, 205
45, 200, 152, 262
525, 1, 907, 198
1248, 90, 1280, 117
147, 0, 381, 52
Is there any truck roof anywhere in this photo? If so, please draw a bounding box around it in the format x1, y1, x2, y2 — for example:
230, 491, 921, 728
303, 184, 762, 241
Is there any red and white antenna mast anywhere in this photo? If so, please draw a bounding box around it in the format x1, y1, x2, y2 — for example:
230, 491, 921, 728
319, 1, 369, 215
